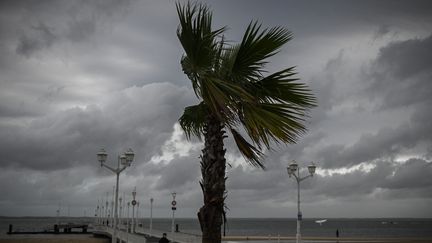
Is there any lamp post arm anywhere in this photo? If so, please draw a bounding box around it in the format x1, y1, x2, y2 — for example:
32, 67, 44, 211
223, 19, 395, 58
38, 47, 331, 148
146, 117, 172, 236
118, 166, 128, 174
299, 174, 313, 182
101, 163, 117, 173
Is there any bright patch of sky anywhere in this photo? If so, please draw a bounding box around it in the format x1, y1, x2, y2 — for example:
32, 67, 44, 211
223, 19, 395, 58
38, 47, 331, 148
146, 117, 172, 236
150, 123, 201, 165
316, 162, 377, 177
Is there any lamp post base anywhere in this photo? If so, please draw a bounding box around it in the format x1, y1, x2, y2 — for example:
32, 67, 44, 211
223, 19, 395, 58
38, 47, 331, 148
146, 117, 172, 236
296, 218, 301, 243
296, 233, 301, 243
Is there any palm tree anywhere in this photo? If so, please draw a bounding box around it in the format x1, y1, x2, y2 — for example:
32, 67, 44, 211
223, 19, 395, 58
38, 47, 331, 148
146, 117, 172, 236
176, 2, 316, 243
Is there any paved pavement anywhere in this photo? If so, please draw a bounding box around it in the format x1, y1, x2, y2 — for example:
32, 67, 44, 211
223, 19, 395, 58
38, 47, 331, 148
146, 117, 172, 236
94, 225, 202, 243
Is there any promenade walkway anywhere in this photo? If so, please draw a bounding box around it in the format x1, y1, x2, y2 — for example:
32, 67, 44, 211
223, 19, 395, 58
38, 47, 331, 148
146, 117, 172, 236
94, 225, 432, 243
93, 225, 201, 243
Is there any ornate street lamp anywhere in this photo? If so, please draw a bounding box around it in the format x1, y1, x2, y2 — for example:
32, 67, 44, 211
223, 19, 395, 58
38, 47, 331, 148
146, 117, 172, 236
286, 160, 317, 243
97, 148, 135, 243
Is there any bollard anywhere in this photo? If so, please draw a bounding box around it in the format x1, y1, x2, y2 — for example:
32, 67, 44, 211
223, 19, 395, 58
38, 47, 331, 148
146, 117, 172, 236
54, 224, 59, 233
8, 224, 13, 234
175, 224, 179, 232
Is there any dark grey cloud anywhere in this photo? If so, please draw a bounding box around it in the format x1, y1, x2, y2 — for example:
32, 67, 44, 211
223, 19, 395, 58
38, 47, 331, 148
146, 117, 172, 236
315, 109, 432, 169
381, 158, 432, 191
312, 158, 432, 200
306, 33, 432, 169
154, 154, 201, 190
0, 83, 194, 170
16, 22, 57, 57
4, 0, 132, 57
372, 25, 392, 41
368, 34, 432, 109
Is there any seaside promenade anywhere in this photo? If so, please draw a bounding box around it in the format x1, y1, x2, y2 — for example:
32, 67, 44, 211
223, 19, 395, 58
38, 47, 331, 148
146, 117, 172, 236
93, 225, 432, 243
2, 226, 432, 243
94, 224, 201, 243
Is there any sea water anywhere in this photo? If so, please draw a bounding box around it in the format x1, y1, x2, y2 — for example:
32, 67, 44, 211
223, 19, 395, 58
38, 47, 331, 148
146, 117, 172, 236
1, 217, 432, 238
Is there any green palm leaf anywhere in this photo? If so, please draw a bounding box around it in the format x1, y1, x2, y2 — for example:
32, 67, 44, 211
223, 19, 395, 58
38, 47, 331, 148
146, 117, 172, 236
179, 102, 209, 139
228, 21, 293, 82
230, 128, 265, 169
249, 67, 317, 107
240, 102, 308, 148
176, 2, 226, 97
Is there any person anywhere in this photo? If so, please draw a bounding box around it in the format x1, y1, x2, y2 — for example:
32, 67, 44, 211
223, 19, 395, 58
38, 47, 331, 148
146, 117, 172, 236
159, 233, 169, 243
336, 229, 340, 238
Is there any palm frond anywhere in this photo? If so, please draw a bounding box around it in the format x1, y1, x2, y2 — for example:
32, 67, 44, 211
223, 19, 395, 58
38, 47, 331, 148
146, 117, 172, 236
230, 128, 265, 169
248, 67, 317, 107
199, 76, 254, 123
176, 2, 226, 97
240, 102, 308, 148
178, 102, 209, 139
228, 21, 293, 82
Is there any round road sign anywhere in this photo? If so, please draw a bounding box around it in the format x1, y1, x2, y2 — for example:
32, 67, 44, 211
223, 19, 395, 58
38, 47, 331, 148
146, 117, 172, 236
171, 200, 177, 206
131, 200, 137, 206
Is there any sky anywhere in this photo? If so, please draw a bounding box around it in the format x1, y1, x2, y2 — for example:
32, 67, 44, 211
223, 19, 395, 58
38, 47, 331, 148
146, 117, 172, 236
0, 0, 432, 218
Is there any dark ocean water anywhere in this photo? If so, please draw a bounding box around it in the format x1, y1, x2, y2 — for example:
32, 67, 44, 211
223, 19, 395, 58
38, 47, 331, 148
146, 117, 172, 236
1, 217, 432, 238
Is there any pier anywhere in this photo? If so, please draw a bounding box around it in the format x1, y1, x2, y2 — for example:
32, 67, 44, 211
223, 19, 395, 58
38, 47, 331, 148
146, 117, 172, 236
7, 223, 90, 235
54, 224, 89, 233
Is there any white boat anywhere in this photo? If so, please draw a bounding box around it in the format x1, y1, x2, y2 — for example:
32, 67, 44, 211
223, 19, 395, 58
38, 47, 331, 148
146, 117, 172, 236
315, 219, 327, 225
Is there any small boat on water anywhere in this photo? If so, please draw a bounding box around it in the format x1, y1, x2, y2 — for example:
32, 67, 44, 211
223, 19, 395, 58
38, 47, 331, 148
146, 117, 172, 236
315, 219, 327, 225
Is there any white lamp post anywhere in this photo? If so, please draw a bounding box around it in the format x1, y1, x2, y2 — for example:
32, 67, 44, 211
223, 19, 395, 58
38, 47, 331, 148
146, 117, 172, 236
150, 198, 154, 235
110, 203, 114, 226
131, 187, 137, 233
122, 192, 126, 228
97, 148, 135, 243
101, 205, 105, 224
105, 192, 109, 225
136, 201, 140, 228
111, 186, 115, 227
287, 160, 317, 243
119, 196, 123, 228
97, 201, 100, 224
171, 192, 177, 234
105, 199, 108, 225
127, 202, 130, 233
99, 199, 103, 225
95, 207, 98, 223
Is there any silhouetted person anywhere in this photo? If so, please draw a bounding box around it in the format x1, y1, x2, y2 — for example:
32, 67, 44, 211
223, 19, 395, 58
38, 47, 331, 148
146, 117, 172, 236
336, 229, 340, 238
159, 233, 169, 243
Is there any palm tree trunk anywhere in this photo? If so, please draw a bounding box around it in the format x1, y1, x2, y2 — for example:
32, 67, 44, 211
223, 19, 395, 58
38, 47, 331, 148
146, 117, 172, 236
198, 115, 226, 243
